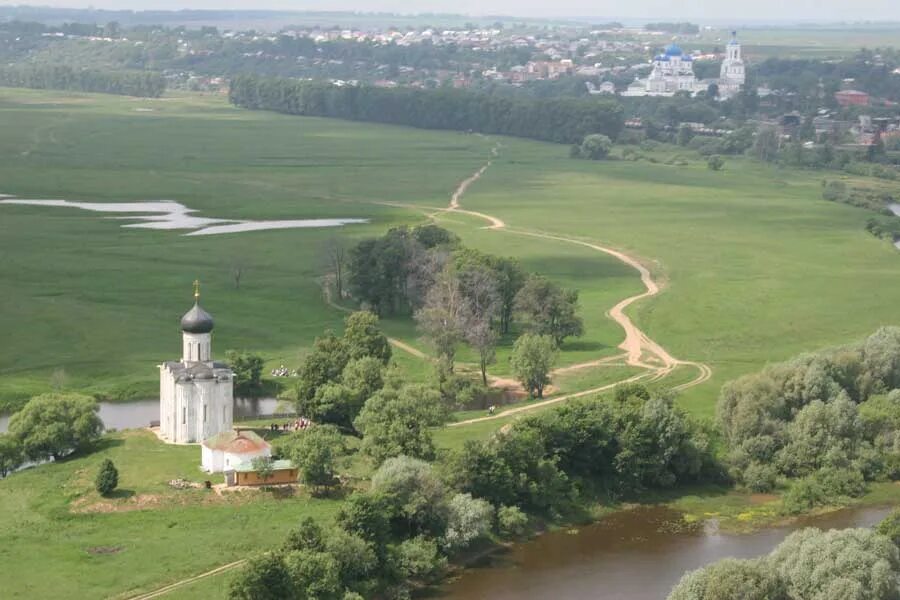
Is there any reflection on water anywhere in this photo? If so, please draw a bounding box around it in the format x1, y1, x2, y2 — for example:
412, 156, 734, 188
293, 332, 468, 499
439, 505, 894, 600
0, 397, 283, 432
0, 197, 367, 236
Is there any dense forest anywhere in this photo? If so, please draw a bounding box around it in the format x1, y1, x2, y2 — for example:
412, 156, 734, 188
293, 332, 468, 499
0, 65, 165, 97
228, 75, 624, 144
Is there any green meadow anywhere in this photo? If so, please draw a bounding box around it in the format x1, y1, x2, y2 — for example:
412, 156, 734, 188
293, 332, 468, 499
2, 88, 900, 419
454, 139, 900, 416
1, 88, 900, 598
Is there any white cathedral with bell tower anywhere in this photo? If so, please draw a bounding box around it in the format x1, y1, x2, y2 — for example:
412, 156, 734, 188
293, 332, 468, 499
718, 31, 746, 98
159, 282, 234, 444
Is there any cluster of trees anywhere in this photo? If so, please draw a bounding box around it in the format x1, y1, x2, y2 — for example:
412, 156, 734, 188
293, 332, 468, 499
234, 384, 714, 599
668, 521, 900, 600
228, 76, 625, 145
443, 386, 715, 514
291, 311, 392, 430
0, 393, 104, 476
342, 225, 582, 390
231, 455, 512, 600
225, 350, 265, 396
570, 134, 613, 160
0, 65, 165, 97
717, 327, 900, 509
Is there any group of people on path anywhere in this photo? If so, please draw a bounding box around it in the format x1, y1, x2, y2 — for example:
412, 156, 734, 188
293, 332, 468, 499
268, 417, 311, 432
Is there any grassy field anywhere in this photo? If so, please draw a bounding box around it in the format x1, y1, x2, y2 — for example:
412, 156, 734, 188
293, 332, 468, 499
695, 25, 900, 59
1, 88, 900, 599
2, 88, 899, 420
0, 429, 343, 599
453, 140, 900, 417
0, 89, 495, 407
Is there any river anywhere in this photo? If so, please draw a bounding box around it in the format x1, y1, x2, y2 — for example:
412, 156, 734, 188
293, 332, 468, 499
438, 505, 894, 600
0, 396, 283, 433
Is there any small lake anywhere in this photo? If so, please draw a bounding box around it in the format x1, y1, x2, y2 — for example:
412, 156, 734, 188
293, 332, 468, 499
438, 504, 894, 600
0, 396, 283, 433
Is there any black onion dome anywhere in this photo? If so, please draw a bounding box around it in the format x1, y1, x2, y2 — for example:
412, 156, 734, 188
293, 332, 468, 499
181, 302, 214, 334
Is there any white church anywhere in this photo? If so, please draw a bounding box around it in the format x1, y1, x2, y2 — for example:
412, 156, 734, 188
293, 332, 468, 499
159, 282, 234, 444
623, 32, 746, 99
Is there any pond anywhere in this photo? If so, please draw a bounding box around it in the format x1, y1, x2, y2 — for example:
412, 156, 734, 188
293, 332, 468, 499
0, 198, 367, 236
437, 504, 894, 600
0, 396, 283, 433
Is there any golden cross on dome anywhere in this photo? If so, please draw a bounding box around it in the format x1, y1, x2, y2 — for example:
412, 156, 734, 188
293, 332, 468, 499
193, 280, 200, 301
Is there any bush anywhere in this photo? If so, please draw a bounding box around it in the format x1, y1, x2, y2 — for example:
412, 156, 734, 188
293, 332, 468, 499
707, 154, 725, 171
877, 508, 900, 548
229, 554, 294, 600
9, 393, 103, 461
95, 459, 118, 496
742, 462, 778, 493
497, 505, 529, 538
371, 456, 449, 538
781, 476, 826, 514
444, 493, 493, 551
575, 134, 613, 160
815, 466, 866, 499
822, 180, 848, 202
771, 527, 900, 600
391, 536, 446, 582
0, 434, 22, 477
668, 558, 788, 600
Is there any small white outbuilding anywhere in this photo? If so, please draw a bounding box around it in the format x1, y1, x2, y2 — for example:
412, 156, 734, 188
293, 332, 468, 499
201, 430, 271, 473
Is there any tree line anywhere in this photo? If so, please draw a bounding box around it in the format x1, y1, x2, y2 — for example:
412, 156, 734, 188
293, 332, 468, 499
340, 224, 582, 388
0, 65, 166, 98
228, 75, 625, 145
234, 376, 716, 600
717, 327, 900, 512
668, 518, 900, 600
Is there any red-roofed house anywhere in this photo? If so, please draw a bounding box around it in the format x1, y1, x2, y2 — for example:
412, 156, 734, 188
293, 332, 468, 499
835, 90, 870, 107
201, 430, 271, 473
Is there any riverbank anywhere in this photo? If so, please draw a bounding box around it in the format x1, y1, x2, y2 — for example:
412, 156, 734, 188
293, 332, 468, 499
437, 502, 897, 600
1, 422, 896, 600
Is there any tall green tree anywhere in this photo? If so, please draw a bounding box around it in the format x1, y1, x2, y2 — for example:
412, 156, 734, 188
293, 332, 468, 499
283, 425, 346, 493
225, 350, 264, 396
510, 333, 558, 399
8, 393, 103, 461
354, 384, 448, 464
342, 311, 392, 364
514, 275, 584, 346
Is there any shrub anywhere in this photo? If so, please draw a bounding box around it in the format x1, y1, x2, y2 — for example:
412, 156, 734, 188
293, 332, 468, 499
229, 553, 293, 600
95, 459, 118, 496
497, 505, 529, 538
781, 476, 826, 514
707, 154, 725, 171
822, 180, 848, 201
9, 393, 103, 461
877, 508, 900, 548
742, 462, 778, 493
575, 134, 613, 160
444, 493, 493, 551
667, 558, 788, 600
771, 528, 900, 600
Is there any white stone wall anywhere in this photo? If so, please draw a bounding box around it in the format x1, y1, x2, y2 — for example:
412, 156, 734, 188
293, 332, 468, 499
182, 332, 212, 363
159, 366, 233, 444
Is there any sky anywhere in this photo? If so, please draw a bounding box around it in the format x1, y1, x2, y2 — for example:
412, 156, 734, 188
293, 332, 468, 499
1, 0, 899, 22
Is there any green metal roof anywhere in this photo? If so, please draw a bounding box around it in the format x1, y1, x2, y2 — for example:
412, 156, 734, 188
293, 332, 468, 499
230, 459, 295, 473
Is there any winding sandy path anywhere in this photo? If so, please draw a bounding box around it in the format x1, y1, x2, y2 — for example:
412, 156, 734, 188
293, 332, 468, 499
442, 144, 712, 425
